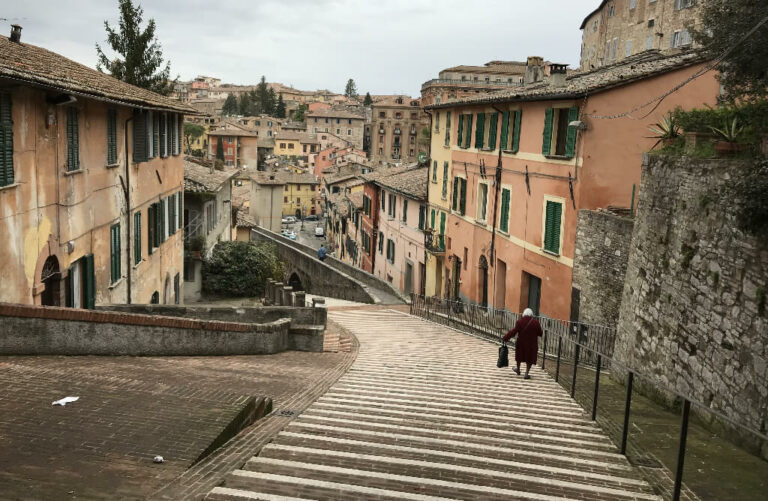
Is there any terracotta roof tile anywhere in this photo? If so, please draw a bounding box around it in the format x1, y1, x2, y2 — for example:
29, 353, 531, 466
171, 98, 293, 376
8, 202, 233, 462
0, 36, 195, 113
373, 166, 428, 200
184, 160, 236, 193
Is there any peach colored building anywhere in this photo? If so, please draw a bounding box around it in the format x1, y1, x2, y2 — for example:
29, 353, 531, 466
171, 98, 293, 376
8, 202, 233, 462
0, 30, 194, 307
426, 52, 719, 320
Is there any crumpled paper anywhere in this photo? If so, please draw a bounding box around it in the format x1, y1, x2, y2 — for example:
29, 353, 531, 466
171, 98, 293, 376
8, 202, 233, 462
52, 396, 79, 406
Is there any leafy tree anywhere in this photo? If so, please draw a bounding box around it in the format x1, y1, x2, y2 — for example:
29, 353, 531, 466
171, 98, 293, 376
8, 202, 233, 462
238, 93, 252, 116
95, 0, 176, 95
216, 136, 224, 161
292, 103, 308, 121
692, 0, 768, 102
222, 93, 238, 116
275, 93, 287, 118
344, 79, 358, 98
183, 122, 205, 154
363, 92, 373, 106
267, 88, 277, 115
202, 241, 284, 297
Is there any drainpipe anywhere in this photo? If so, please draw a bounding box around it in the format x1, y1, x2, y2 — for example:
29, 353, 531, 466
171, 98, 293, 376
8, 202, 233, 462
488, 105, 506, 308
422, 109, 433, 298
124, 114, 133, 304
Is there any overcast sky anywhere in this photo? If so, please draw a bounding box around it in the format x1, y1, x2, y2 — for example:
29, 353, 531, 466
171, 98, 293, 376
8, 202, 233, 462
4, 0, 594, 96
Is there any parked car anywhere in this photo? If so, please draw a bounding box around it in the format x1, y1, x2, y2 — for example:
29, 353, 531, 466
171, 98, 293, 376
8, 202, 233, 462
314, 225, 325, 237
281, 216, 296, 224
282, 230, 297, 240
304, 215, 318, 222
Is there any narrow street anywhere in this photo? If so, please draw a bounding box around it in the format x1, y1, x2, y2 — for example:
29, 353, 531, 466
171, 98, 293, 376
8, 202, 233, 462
207, 307, 661, 501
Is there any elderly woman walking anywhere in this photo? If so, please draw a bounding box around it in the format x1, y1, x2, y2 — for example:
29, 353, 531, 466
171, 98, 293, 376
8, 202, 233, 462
502, 308, 543, 379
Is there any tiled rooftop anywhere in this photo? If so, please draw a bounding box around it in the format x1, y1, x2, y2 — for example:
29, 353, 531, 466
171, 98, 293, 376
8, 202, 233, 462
0, 35, 195, 114
184, 161, 236, 193
374, 166, 428, 200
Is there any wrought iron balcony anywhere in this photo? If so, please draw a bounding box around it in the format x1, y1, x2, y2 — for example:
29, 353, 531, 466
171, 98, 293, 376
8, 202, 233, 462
424, 229, 445, 254
394, 128, 401, 135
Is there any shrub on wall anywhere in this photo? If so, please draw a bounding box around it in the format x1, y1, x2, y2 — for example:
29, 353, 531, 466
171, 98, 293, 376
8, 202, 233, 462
202, 241, 284, 297
673, 101, 768, 152
728, 159, 768, 238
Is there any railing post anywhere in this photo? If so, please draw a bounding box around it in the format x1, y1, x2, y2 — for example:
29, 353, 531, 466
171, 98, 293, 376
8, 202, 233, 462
555, 337, 562, 383
570, 343, 580, 399
591, 355, 602, 421
541, 331, 547, 369
409, 293, 414, 314
673, 399, 692, 501
620, 371, 634, 455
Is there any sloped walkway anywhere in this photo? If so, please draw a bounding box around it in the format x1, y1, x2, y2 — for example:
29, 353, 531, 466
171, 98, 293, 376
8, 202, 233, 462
207, 308, 661, 501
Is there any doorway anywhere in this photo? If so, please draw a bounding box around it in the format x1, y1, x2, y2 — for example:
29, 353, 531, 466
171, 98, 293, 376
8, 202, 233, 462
526, 273, 542, 315
404, 261, 414, 295
40, 256, 61, 306
451, 258, 461, 299
495, 259, 507, 309
478, 255, 488, 307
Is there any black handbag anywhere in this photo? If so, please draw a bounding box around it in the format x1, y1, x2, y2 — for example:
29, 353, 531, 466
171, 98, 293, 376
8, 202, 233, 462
497, 343, 509, 368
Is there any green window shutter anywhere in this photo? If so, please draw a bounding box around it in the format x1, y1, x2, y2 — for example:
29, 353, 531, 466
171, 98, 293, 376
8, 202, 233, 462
442, 162, 448, 198
542, 108, 554, 156
178, 115, 183, 155
66, 264, 75, 307
475, 113, 485, 149
552, 202, 562, 254
432, 160, 437, 182
465, 115, 473, 148
85, 254, 95, 309
67, 108, 79, 171
439, 212, 446, 249
134, 212, 141, 264
153, 202, 160, 248
444, 112, 451, 147
544, 201, 562, 254
403, 199, 408, 223
488, 113, 498, 150
452, 177, 459, 210
511, 110, 522, 153
431, 208, 436, 229
499, 111, 510, 151
110, 224, 121, 283
133, 111, 147, 162
564, 106, 579, 158
456, 114, 463, 147
460, 178, 467, 215
0, 92, 13, 187
160, 114, 167, 157
153, 113, 160, 157
418, 206, 425, 229
500, 189, 510, 232
178, 194, 183, 230
161, 199, 167, 241
107, 109, 117, 165
170, 195, 176, 234
147, 205, 154, 255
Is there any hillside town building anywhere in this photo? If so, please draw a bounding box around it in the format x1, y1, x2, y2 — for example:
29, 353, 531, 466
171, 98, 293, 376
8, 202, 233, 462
369, 96, 429, 165
306, 108, 365, 149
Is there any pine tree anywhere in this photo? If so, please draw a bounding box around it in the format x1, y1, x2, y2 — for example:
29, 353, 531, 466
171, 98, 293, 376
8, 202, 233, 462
344, 79, 358, 98
275, 93, 287, 118
292, 103, 308, 121
222, 94, 238, 116
363, 92, 373, 106
96, 0, 176, 95
266, 88, 277, 116
255, 76, 270, 115
238, 93, 252, 116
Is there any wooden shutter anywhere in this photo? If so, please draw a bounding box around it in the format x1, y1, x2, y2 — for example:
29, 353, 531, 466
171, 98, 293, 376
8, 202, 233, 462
177, 194, 183, 229
475, 113, 485, 149
178, 115, 183, 155
444, 112, 451, 147
442, 162, 448, 198
160, 114, 167, 157
499, 189, 510, 232
153, 113, 160, 157
171, 115, 177, 155
465, 115, 473, 149
154, 202, 161, 248
0, 92, 13, 187
147, 205, 154, 255
107, 109, 117, 165
66, 263, 75, 307
564, 106, 579, 158
488, 113, 498, 150
439, 212, 446, 249
459, 178, 467, 215
499, 111, 510, 151
456, 114, 463, 147
430, 208, 436, 229
544, 201, 562, 254
133, 110, 147, 162
134, 212, 141, 264
541, 108, 554, 156
67, 107, 79, 171
452, 177, 459, 210
511, 110, 522, 153
110, 224, 120, 283
84, 254, 95, 309
418, 206, 425, 229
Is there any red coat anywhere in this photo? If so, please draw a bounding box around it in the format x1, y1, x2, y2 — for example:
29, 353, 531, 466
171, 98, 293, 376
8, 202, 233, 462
503, 316, 543, 364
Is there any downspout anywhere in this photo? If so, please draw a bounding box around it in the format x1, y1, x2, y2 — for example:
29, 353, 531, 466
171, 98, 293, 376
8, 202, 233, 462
422, 109, 433, 298
124, 113, 133, 304
488, 105, 506, 308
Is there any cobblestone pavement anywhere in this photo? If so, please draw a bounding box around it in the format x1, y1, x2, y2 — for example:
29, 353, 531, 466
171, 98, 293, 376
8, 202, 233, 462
0, 323, 353, 501
207, 308, 663, 501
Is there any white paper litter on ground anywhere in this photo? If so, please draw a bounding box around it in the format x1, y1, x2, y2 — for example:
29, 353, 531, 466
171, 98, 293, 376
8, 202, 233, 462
153, 456, 164, 463
52, 396, 79, 406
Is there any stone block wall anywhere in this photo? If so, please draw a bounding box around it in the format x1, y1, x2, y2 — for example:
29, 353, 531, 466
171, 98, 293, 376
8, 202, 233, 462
572, 209, 634, 327
615, 155, 767, 455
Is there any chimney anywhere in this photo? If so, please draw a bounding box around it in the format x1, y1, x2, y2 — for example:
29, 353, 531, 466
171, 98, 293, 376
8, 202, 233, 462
549, 63, 568, 88
524, 56, 544, 84
10, 24, 22, 43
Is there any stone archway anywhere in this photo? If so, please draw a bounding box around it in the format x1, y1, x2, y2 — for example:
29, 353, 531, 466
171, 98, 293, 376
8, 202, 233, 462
288, 272, 304, 291
40, 256, 61, 306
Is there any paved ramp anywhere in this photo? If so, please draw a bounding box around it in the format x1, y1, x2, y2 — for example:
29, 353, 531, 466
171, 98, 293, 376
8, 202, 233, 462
207, 308, 661, 501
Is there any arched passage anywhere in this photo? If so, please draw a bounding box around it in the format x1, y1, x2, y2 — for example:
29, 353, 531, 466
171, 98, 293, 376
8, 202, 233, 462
288, 272, 304, 291
40, 256, 61, 306
478, 255, 489, 308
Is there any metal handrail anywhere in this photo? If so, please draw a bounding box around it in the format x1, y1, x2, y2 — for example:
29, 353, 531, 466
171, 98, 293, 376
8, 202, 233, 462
409, 292, 768, 501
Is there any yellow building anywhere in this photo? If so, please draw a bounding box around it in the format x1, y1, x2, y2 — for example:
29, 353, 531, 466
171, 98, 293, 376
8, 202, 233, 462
278, 172, 320, 218
424, 109, 452, 298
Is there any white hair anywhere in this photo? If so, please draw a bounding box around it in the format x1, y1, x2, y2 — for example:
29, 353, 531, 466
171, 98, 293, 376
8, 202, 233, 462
522, 308, 534, 317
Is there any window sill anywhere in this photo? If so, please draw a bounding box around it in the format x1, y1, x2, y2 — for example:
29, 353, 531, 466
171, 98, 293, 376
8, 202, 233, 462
133, 259, 144, 270
498, 229, 509, 236
106, 163, 120, 169
63, 168, 84, 176
0, 182, 20, 192
431, 180, 438, 184
502, 150, 518, 155
108, 277, 125, 290
544, 154, 574, 161
542, 248, 561, 257
475, 220, 488, 227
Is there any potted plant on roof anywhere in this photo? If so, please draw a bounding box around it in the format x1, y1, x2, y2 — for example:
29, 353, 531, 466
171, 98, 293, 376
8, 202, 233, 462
710, 117, 745, 156
647, 114, 681, 150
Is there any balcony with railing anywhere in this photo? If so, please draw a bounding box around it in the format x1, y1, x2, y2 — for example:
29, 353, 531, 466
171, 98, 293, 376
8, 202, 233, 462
423, 229, 445, 254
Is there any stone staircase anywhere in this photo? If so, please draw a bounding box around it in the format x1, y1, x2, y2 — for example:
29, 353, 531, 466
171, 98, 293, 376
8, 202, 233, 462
206, 309, 661, 501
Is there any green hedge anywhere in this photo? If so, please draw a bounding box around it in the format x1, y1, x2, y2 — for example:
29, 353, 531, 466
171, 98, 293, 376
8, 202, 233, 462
672, 101, 768, 146
202, 241, 284, 297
